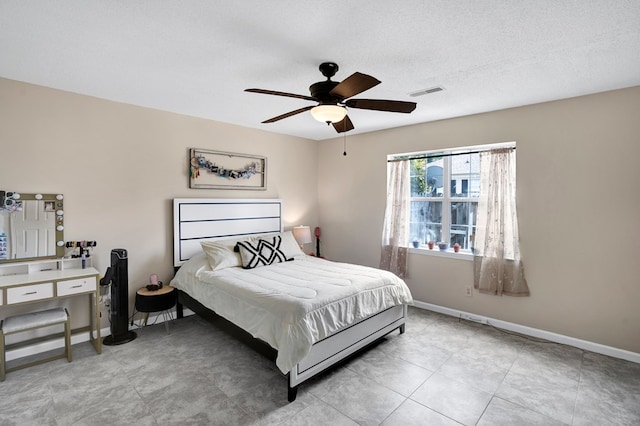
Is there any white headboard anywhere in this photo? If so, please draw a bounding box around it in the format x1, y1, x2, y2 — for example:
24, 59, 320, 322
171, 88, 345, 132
173, 198, 283, 267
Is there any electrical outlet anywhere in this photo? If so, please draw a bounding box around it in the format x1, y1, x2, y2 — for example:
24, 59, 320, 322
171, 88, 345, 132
465, 286, 472, 297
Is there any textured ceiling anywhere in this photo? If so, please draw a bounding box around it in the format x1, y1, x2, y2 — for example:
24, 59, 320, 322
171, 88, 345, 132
1, 1, 639, 140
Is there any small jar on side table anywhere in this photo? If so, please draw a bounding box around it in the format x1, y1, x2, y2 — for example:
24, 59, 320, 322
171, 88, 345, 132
134, 285, 177, 333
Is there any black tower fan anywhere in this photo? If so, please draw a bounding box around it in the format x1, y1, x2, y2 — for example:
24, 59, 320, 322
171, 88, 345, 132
100, 248, 137, 345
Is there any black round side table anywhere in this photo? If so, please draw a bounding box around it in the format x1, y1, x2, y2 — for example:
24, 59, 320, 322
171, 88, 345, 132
134, 285, 177, 332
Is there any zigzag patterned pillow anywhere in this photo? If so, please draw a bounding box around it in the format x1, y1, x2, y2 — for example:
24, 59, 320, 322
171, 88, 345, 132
235, 236, 292, 269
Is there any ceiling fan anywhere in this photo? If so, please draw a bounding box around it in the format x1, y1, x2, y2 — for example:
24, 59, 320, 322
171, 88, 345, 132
245, 62, 417, 133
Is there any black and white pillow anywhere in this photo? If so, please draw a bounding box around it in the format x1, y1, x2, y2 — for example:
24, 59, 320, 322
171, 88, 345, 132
235, 236, 292, 269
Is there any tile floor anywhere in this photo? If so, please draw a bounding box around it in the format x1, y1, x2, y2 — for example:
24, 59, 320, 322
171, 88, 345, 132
1, 307, 639, 425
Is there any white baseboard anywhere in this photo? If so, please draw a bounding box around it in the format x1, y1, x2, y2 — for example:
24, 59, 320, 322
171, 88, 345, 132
5, 308, 195, 362
413, 300, 640, 364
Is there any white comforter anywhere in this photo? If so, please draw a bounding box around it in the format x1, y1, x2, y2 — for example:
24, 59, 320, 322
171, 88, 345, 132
170, 253, 413, 373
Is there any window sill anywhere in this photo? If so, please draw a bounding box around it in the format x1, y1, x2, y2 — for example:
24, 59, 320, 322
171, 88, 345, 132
408, 247, 474, 261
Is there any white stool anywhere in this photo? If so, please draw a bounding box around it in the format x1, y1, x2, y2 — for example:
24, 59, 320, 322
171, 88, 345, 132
0, 308, 72, 381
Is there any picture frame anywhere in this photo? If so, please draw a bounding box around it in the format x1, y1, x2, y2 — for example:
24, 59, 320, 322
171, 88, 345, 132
189, 148, 267, 190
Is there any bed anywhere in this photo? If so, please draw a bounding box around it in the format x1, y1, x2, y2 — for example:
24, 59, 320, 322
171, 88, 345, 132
170, 198, 413, 401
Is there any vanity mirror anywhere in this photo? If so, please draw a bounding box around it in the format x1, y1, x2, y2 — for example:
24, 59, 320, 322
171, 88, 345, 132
0, 191, 65, 261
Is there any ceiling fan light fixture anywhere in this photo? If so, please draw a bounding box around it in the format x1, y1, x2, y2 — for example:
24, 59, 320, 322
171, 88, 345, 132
310, 105, 347, 124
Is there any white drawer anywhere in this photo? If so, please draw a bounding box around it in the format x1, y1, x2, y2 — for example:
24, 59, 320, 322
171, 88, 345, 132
57, 277, 96, 296
6, 282, 54, 304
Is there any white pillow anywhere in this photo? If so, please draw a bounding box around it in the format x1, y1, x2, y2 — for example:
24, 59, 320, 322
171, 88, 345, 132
200, 236, 253, 271
279, 231, 306, 259
249, 231, 305, 259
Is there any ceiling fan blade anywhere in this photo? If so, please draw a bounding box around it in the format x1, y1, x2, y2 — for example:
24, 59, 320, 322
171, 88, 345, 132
262, 106, 314, 123
345, 98, 417, 113
245, 88, 315, 102
329, 72, 381, 99
332, 115, 354, 133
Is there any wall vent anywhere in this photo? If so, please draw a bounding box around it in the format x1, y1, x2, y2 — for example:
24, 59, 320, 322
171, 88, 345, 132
409, 86, 444, 97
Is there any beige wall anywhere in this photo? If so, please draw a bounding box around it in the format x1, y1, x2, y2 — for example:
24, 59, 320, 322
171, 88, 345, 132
317, 86, 640, 354
0, 77, 318, 328
2, 76, 639, 355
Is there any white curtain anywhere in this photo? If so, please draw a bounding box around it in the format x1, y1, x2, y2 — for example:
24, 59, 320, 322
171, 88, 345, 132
473, 148, 529, 296
380, 159, 409, 278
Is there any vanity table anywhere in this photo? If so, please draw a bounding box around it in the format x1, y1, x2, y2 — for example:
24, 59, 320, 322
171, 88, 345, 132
0, 258, 102, 354
0, 191, 102, 355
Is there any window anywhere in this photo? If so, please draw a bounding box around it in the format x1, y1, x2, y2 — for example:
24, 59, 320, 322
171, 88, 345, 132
394, 143, 513, 251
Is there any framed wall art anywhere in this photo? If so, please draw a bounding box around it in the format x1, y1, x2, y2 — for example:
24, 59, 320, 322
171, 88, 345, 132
189, 148, 267, 190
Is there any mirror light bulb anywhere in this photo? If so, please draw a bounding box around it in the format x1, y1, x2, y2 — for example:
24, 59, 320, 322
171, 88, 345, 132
56, 225, 64, 231
35, 194, 43, 200
56, 241, 64, 247
12, 193, 20, 200
56, 210, 64, 215
56, 194, 64, 200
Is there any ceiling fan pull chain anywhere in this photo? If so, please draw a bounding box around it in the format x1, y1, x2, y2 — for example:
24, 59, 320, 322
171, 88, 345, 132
343, 132, 347, 156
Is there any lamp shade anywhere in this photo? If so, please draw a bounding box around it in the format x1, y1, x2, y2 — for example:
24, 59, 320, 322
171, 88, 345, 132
292, 226, 312, 246
310, 105, 347, 124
